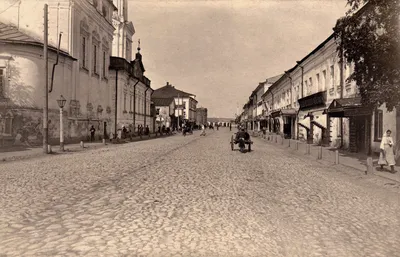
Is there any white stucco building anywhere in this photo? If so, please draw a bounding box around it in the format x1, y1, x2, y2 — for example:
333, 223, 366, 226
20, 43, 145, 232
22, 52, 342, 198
108, 0, 153, 135
0, 0, 116, 145
152, 82, 198, 127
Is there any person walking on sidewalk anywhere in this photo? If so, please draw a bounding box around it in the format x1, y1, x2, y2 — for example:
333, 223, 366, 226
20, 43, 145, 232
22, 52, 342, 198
378, 129, 397, 173
90, 125, 96, 142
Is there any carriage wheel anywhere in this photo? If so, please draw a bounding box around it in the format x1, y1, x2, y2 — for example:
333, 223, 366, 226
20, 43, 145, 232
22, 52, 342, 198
230, 136, 234, 151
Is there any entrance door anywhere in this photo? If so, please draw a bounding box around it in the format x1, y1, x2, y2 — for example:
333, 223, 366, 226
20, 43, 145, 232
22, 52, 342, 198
103, 122, 108, 139
352, 116, 368, 153
283, 117, 292, 139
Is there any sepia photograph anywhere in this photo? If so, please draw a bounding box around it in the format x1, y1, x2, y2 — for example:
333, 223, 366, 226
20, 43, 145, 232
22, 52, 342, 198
0, 0, 399, 256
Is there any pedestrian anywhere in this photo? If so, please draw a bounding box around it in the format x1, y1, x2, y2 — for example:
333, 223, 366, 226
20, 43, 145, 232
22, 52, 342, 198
146, 125, 150, 137
378, 129, 397, 173
90, 125, 96, 142
200, 124, 206, 136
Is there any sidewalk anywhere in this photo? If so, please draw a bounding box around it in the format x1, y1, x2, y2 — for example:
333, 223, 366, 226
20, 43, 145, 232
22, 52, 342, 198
0, 132, 175, 163
260, 134, 400, 183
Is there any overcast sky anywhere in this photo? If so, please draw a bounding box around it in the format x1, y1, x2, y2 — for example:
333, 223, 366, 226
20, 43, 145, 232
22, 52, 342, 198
128, 0, 348, 118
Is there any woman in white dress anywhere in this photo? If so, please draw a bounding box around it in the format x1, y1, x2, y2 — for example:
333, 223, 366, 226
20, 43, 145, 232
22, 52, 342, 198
378, 129, 396, 173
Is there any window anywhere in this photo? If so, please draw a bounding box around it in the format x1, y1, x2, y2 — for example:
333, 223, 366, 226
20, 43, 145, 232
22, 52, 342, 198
322, 70, 327, 90
316, 73, 320, 91
81, 36, 87, 68
102, 51, 106, 78
374, 109, 383, 141
123, 93, 127, 111
309, 77, 313, 93
0, 68, 4, 97
330, 65, 334, 88
93, 44, 98, 74
5, 116, 12, 134
156, 108, 160, 115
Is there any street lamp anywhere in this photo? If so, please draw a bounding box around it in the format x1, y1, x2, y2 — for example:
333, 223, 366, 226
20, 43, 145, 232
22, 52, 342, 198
56, 95, 66, 151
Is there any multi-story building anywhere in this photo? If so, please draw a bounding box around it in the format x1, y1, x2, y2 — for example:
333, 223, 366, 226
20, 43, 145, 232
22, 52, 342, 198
0, 0, 116, 144
259, 30, 397, 155
196, 107, 208, 126
109, 0, 153, 136
153, 98, 175, 128
152, 82, 197, 127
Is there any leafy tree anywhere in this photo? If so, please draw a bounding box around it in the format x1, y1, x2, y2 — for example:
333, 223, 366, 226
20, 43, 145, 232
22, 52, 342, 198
333, 0, 400, 111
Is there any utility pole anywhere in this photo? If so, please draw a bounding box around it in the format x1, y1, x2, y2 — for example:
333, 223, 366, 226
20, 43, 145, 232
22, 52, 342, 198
43, 4, 49, 154
177, 93, 180, 130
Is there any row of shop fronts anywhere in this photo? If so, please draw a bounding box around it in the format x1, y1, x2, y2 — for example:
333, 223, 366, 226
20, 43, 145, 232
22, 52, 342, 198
242, 91, 397, 156
237, 32, 398, 157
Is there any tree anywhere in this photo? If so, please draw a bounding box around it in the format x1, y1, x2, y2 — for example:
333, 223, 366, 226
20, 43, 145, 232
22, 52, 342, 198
333, 0, 400, 111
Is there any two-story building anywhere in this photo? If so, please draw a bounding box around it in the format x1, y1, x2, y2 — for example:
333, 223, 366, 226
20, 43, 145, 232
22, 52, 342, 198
153, 98, 175, 128
109, 0, 153, 136
196, 107, 208, 126
0, 0, 116, 145
152, 82, 197, 128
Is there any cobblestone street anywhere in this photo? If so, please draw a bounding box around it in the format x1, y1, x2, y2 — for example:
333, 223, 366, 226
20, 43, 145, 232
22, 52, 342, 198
0, 129, 399, 257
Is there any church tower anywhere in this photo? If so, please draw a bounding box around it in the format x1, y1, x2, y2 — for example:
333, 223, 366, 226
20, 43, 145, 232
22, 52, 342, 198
112, 0, 135, 61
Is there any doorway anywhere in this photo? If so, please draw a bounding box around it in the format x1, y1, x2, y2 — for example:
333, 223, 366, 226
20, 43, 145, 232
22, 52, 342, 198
350, 116, 368, 153
103, 122, 108, 139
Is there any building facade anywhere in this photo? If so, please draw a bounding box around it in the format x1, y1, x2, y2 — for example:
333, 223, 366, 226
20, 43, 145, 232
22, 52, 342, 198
109, 0, 153, 135
0, 0, 116, 145
152, 82, 198, 127
153, 98, 175, 128
196, 107, 208, 126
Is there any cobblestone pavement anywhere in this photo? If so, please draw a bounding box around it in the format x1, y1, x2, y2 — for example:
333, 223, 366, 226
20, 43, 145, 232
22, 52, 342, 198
0, 129, 399, 257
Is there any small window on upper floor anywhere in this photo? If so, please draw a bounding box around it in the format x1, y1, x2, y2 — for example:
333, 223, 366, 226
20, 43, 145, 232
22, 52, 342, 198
0, 68, 5, 97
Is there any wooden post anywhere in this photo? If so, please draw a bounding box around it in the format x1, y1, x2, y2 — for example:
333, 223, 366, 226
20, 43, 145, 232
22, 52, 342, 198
80, 141, 84, 148
317, 146, 322, 159
306, 144, 310, 155
281, 136, 284, 145
366, 157, 373, 174
275, 135, 277, 143
102, 139, 106, 145
288, 139, 291, 148
295, 141, 299, 150
335, 150, 339, 164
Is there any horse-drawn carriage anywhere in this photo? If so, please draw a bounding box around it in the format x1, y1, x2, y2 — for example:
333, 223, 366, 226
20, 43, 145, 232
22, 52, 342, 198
230, 132, 253, 152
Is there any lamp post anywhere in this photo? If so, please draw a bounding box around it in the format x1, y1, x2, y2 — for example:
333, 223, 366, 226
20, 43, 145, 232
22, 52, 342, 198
57, 95, 66, 151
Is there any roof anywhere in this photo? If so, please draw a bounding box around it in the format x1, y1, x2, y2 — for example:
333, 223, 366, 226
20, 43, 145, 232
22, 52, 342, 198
266, 74, 284, 84
329, 97, 362, 108
0, 22, 74, 59
152, 98, 174, 107
152, 83, 196, 99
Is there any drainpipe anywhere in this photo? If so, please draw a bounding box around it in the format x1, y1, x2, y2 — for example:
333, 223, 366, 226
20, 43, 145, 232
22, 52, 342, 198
132, 78, 139, 129
296, 62, 304, 140
114, 70, 118, 138
144, 87, 150, 128
339, 35, 345, 148
285, 72, 294, 139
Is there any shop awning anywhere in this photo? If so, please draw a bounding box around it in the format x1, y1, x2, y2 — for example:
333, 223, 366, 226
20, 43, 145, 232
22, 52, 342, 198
311, 113, 327, 129
271, 108, 297, 118
280, 108, 297, 116
298, 116, 310, 130
326, 97, 372, 117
